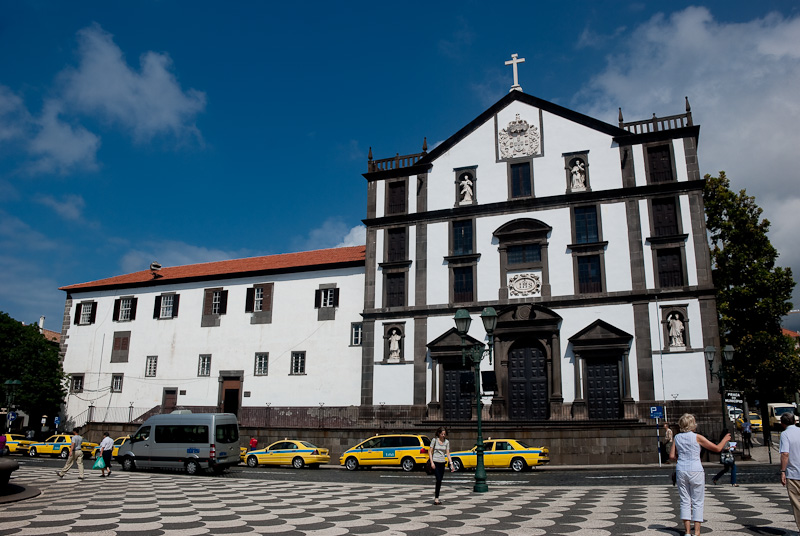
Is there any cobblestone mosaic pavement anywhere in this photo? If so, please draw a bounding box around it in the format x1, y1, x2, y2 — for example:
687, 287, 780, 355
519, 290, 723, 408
1, 466, 798, 535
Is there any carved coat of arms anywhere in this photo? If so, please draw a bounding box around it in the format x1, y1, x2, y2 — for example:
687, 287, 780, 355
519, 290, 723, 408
508, 273, 542, 297
498, 114, 540, 159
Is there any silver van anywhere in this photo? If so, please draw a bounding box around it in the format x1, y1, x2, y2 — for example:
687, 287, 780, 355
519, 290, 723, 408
118, 412, 239, 475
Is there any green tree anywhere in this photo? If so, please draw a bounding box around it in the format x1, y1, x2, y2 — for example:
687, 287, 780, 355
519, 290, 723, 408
703, 172, 799, 415
0, 311, 66, 428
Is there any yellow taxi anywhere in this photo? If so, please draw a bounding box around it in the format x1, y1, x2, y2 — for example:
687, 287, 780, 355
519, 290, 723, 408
240, 446, 248, 463
2, 434, 35, 455
92, 436, 130, 459
340, 434, 431, 472
28, 434, 99, 458
245, 439, 330, 469
451, 438, 550, 472
736, 412, 763, 432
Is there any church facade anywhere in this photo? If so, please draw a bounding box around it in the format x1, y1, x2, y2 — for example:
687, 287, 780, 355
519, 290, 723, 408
58, 85, 723, 463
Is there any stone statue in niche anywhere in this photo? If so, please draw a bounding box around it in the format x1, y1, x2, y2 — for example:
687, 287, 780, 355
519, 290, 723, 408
668, 313, 685, 347
388, 329, 402, 361
570, 158, 587, 190
460, 174, 474, 204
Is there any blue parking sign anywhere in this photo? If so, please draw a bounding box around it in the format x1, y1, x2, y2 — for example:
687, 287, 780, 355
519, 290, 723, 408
8, 411, 17, 423
54, 416, 60, 427
650, 406, 664, 419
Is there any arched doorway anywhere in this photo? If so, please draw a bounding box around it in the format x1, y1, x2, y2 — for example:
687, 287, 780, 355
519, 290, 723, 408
508, 341, 548, 420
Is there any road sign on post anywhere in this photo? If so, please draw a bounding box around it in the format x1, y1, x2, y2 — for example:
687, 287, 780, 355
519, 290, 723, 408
8, 411, 16, 423
54, 416, 60, 429
650, 406, 664, 419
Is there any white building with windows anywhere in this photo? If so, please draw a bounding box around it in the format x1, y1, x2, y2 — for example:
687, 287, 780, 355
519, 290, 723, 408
59, 247, 366, 424
59, 81, 725, 463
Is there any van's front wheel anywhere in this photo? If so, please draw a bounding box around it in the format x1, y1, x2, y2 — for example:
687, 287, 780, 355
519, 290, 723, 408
121, 457, 136, 472
185, 460, 200, 475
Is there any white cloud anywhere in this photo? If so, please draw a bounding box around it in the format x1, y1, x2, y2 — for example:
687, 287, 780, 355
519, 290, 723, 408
292, 219, 366, 252
60, 23, 206, 143
0, 85, 30, 143
573, 6, 800, 321
27, 99, 100, 174
118, 240, 248, 274
0, 210, 60, 251
35, 193, 86, 222
336, 225, 366, 248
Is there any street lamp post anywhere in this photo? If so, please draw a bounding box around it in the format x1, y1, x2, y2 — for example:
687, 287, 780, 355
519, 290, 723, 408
705, 345, 735, 435
453, 307, 497, 493
3, 379, 22, 433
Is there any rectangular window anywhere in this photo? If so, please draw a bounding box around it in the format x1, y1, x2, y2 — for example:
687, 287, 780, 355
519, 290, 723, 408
351, 323, 363, 346
75, 302, 97, 325
113, 297, 137, 322
657, 249, 684, 288
387, 181, 407, 214
198, 354, 211, 377
386, 228, 407, 262
71, 375, 84, 393
111, 374, 124, 393
245, 283, 274, 322
510, 162, 532, 198
452, 220, 473, 256
212, 291, 221, 314
652, 198, 679, 237
254, 353, 269, 376
202, 289, 228, 316
145, 356, 158, 377
575, 206, 599, 244
453, 266, 475, 303
385, 273, 405, 307
321, 288, 335, 307
254, 287, 264, 312
507, 244, 541, 265
647, 145, 674, 183
290, 351, 306, 375
154, 294, 180, 319
577, 255, 602, 294
111, 331, 131, 363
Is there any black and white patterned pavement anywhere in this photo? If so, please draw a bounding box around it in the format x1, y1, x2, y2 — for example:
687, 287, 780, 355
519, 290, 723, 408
1, 466, 798, 535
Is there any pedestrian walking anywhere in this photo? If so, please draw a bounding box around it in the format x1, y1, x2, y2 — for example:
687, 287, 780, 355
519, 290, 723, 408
428, 427, 454, 505
249, 436, 258, 451
57, 428, 85, 480
0, 433, 6, 456
670, 413, 730, 536
98, 432, 113, 477
712, 434, 737, 487
742, 420, 752, 449
780, 412, 800, 531
661, 421, 674, 463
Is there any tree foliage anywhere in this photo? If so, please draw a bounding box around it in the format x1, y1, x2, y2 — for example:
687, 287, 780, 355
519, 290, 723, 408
703, 172, 799, 401
0, 311, 66, 424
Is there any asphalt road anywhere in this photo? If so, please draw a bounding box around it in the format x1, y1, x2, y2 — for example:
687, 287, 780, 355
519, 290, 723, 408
16, 454, 784, 487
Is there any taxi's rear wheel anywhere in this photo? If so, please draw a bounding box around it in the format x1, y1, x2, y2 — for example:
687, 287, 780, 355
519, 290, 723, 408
60, 449, 69, 459
400, 457, 416, 472
2, 447, 9, 456
121, 457, 136, 472
344, 457, 359, 471
292, 456, 305, 469
246, 455, 259, 468
510, 457, 527, 472
28, 447, 38, 457
451, 458, 463, 472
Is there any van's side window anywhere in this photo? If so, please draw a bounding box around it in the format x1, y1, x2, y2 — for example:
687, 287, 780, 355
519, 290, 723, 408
155, 425, 209, 444
133, 426, 150, 442
215, 424, 239, 444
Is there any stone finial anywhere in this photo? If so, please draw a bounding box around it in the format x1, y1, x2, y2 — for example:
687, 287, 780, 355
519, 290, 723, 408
618, 107, 624, 126
685, 96, 691, 112
422, 137, 427, 153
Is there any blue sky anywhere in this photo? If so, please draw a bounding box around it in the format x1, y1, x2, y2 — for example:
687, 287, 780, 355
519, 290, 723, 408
2, 1, 800, 332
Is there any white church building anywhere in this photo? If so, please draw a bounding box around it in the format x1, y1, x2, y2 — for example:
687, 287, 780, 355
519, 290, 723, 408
59, 63, 724, 463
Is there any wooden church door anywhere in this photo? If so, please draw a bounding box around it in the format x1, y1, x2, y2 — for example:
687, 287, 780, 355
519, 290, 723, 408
586, 357, 621, 419
508, 345, 548, 420
443, 369, 472, 420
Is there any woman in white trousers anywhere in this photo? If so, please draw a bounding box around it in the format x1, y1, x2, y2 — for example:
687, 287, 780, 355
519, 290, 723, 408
670, 413, 730, 536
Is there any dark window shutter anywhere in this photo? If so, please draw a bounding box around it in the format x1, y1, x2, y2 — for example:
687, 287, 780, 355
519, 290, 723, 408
113, 336, 122, 351
89, 302, 98, 324
264, 283, 273, 311
219, 290, 228, 314
121, 336, 129, 351
113, 299, 121, 321
130, 298, 137, 320
74, 303, 82, 324
153, 296, 162, 319
245, 288, 255, 313
172, 294, 180, 317
314, 289, 321, 308
333, 288, 340, 307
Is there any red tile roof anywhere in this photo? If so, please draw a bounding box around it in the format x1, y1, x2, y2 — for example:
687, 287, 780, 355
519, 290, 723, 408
783, 328, 799, 338
42, 328, 61, 343
60, 245, 366, 292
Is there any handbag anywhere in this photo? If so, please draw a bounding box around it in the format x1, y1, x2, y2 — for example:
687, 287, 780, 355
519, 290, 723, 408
92, 456, 106, 470
720, 451, 734, 465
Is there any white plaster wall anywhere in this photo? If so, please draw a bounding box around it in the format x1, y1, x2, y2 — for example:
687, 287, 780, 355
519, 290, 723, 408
673, 142, 688, 182
602, 202, 634, 293
426, 222, 451, 305
639, 198, 656, 288
375, 180, 385, 218
373, 363, 415, 405
62, 266, 365, 422
633, 145, 648, 187
680, 195, 699, 286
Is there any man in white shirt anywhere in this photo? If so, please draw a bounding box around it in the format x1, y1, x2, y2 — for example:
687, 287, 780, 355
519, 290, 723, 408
780, 412, 800, 530
98, 432, 114, 477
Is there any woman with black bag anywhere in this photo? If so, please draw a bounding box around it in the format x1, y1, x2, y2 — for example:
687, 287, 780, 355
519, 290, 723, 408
712, 434, 738, 487
428, 427, 454, 505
